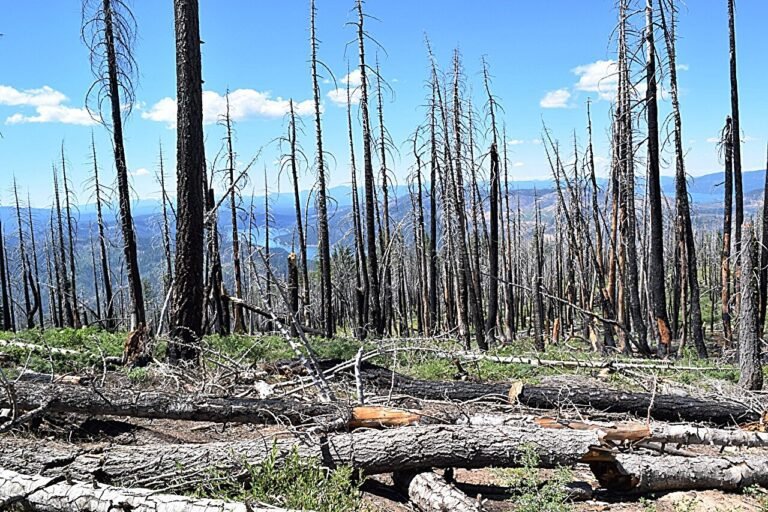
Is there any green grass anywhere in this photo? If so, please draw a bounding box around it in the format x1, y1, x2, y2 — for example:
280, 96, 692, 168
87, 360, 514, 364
196, 446, 363, 512
492, 444, 574, 512
0, 327, 743, 392
0, 327, 124, 376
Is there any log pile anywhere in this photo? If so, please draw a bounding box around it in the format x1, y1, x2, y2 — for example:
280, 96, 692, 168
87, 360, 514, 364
2, 359, 768, 511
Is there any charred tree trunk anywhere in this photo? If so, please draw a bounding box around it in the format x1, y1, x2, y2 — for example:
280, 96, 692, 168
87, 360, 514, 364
659, 0, 707, 358
759, 143, 768, 331
288, 100, 310, 318
357, 0, 383, 336
0, 223, 10, 331
223, 95, 246, 334
52, 168, 75, 328
729, 0, 744, 313
169, 0, 206, 363
310, 0, 334, 338
91, 136, 116, 332
722, 117, 734, 342
738, 224, 762, 390
97, 0, 145, 329
645, 0, 672, 354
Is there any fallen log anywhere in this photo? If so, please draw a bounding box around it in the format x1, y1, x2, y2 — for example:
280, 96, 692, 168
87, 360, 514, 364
393, 471, 484, 512
464, 414, 768, 447
0, 468, 296, 512
447, 351, 725, 372
1, 380, 421, 429
592, 453, 768, 493
341, 361, 760, 426
647, 423, 768, 447
0, 426, 604, 489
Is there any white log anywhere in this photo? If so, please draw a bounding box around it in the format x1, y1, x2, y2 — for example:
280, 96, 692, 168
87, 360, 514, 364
0, 469, 300, 512
394, 471, 484, 512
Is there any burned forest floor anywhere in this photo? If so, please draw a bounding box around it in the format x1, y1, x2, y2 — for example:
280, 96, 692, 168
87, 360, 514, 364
1, 327, 767, 511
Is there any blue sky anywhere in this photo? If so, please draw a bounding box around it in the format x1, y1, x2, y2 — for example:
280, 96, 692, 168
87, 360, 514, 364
1, 0, 767, 207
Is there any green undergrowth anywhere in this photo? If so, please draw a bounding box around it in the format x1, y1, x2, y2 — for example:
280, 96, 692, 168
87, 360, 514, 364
492, 444, 574, 512
0, 327, 745, 389
195, 446, 363, 511
0, 327, 123, 376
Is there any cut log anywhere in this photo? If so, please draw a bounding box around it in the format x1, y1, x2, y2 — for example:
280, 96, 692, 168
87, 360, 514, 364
463, 414, 768, 447
0, 468, 297, 511
648, 423, 768, 447
1, 380, 421, 429
0, 426, 603, 489
592, 453, 768, 493
393, 471, 484, 512
342, 361, 760, 426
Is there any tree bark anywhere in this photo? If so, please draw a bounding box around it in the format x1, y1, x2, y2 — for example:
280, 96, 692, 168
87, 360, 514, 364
0, 469, 277, 512
101, 0, 144, 329
592, 453, 768, 493
738, 223, 763, 390
169, 0, 206, 362
0, 426, 602, 488
645, 0, 672, 354
393, 471, 484, 512
0, 380, 425, 428
343, 361, 759, 425
722, 116, 734, 342
309, 0, 334, 338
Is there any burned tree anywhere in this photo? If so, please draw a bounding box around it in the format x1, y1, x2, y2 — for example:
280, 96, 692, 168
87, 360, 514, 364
82, 0, 145, 329
168, 0, 206, 363
310, 0, 334, 338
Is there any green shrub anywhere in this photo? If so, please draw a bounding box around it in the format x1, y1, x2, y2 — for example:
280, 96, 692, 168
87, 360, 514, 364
196, 445, 362, 511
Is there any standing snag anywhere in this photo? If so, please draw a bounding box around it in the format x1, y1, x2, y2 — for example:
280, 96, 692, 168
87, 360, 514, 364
168, 0, 206, 363
738, 223, 762, 391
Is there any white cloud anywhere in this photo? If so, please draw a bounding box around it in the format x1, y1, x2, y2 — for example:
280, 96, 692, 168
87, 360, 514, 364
0, 85, 95, 125
507, 139, 525, 145
327, 70, 363, 106
678, 64, 690, 71
142, 89, 314, 127
129, 167, 150, 177
706, 136, 720, 144
572, 59, 618, 101
540, 88, 571, 108
513, 161, 525, 167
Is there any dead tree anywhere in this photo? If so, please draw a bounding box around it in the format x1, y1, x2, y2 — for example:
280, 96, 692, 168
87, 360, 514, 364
221, 93, 246, 334
738, 223, 762, 390
156, 140, 174, 327
355, 0, 384, 336
82, 0, 145, 329
169, 0, 206, 363
13, 179, 34, 329
310, 0, 334, 338
347, 74, 369, 338
287, 100, 310, 317
645, 0, 673, 354
483, 61, 500, 342
0, 222, 10, 331
90, 135, 116, 331
759, 142, 768, 331
24, 196, 44, 330
721, 117, 734, 342
59, 146, 82, 328
659, 0, 707, 358
616, 0, 649, 354
375, 56, 394, 333
729, 0, 744, 310
52, 167, 75, 328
